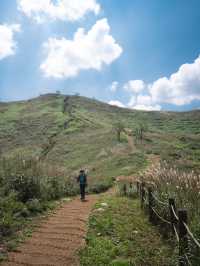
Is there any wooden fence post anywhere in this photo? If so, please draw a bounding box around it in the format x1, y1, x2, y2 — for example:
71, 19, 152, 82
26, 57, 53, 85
178, 209, 188, 266
123, 183, 127, 196
148, 187, 154, 223
136, 181, 140, 195
169, 198, 176, 235
141, 182, 145, 208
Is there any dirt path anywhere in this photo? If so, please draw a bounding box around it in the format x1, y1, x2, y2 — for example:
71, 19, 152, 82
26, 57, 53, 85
2, 195, 98, 266
127, 135, 135, 151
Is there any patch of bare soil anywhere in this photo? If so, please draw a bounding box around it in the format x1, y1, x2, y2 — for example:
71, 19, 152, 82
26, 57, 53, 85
2, 196, 97, 266
127, 134, 136, 152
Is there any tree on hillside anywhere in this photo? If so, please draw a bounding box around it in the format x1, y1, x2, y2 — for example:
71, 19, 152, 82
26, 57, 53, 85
135, 122, 148, 144
113, 121, 125, 142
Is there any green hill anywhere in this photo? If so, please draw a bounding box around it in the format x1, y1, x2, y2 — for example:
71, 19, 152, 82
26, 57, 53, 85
0, 94, 200, 263
0, 93, 200, 180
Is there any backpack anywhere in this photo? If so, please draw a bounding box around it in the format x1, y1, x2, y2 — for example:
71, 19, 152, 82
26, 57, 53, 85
79, 174, 86, 184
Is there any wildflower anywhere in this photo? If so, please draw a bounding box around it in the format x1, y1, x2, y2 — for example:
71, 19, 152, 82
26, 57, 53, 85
101, 202, 108, 207
96, 208, 104, 212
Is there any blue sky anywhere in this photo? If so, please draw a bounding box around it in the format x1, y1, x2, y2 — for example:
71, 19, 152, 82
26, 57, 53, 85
0, 0, 200, 111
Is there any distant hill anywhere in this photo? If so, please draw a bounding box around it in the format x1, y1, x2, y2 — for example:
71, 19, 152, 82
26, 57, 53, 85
0, 94, 200, 177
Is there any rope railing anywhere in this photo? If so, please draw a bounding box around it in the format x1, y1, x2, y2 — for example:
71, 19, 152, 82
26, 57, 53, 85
173, 224, 179, 242
183, 222, 200, 249
151, 207, 171, 225
126, 181, 200, 266
151, 193, 168, 207
171, 205, 179, 221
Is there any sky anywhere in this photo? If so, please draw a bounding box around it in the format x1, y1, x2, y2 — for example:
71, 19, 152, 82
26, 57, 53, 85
0, 0, 200, 111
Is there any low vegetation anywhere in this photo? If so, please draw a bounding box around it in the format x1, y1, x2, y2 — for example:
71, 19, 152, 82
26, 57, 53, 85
141, 162, 200, 265
0, 156, 77, 254
0, 94, 200, 264
80, 195, 176, 266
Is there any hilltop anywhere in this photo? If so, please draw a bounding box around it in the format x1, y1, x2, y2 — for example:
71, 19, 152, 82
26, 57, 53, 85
0, 94, 200, 180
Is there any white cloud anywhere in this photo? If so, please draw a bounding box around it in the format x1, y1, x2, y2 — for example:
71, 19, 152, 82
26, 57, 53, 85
128, 95, 161, 111
18, 0, 100, 23
132, 104, 161, 111
110, 81, 119, 92
122, 55, 200, 110
150, 55, 200, 106
108, 96, 160, 111
108, 100, 125, 108
124, 80, 145, 94
0, 24, 21, 60
40, 18, 123, 78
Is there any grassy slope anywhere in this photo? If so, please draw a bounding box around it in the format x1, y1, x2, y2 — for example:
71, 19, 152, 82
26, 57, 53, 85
0, 94, 199, 264
1, 93, 199, 177
80, 194, 176, 266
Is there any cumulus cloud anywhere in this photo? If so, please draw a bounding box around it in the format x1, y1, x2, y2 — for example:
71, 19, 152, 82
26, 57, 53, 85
110, 81, 119, 92
124, 80, 145, 94
18, 0, 100, 23
121, 55, 200, 110
40, 18, 123, 78
150, 55, 200, 106
127, 95, 161, 111
132, 103, 161, 111
108, 100, 125, 108
0, 24, 21, 60
132, 104, 162, 111
108, 96, 160, 111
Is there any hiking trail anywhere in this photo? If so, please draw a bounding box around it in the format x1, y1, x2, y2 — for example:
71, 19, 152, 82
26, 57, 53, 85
2, 195, 98, 266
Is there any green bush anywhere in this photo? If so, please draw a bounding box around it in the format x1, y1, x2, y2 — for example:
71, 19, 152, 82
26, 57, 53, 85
0, 156, 79, 239
0, 192, 27, 237
88, 178, 113, 194
6, 174, 42, 203
26, 199, 43, 213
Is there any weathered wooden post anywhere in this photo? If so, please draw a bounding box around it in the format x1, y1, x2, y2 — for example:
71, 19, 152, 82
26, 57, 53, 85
178, 209, 188, 266
141, 182, 145, 208
169, 198, 176, 235
148, 187, 154, 223
136, 181, 140, 195
123, 183, 127, 196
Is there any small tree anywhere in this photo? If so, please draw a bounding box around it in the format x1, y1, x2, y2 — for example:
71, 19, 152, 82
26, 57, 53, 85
135, 122, 148, 144
113, 121, 125, 142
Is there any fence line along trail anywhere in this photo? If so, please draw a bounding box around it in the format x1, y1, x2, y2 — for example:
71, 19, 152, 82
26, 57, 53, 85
2, 195, 98, 266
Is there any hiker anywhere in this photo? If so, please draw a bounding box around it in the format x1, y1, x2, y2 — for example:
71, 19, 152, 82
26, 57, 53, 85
77, 170, 87, 201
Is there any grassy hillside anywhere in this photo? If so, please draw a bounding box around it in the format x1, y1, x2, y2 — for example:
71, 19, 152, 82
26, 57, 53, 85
0, 93, 199, 177
0, 94, 199, 263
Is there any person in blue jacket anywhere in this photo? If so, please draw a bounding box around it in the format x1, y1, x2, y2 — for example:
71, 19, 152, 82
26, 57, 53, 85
77, 170, 87, 201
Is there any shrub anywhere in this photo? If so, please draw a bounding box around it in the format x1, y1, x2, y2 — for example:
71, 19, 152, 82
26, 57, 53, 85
0, 192, 27, 237
0, 156, 78, 238
88, 178, 113, 194
142, 161, 200, 264
26, 199, 43, 213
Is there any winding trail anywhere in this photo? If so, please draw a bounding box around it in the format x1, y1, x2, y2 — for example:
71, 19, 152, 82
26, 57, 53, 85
2, 195, 98, 266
